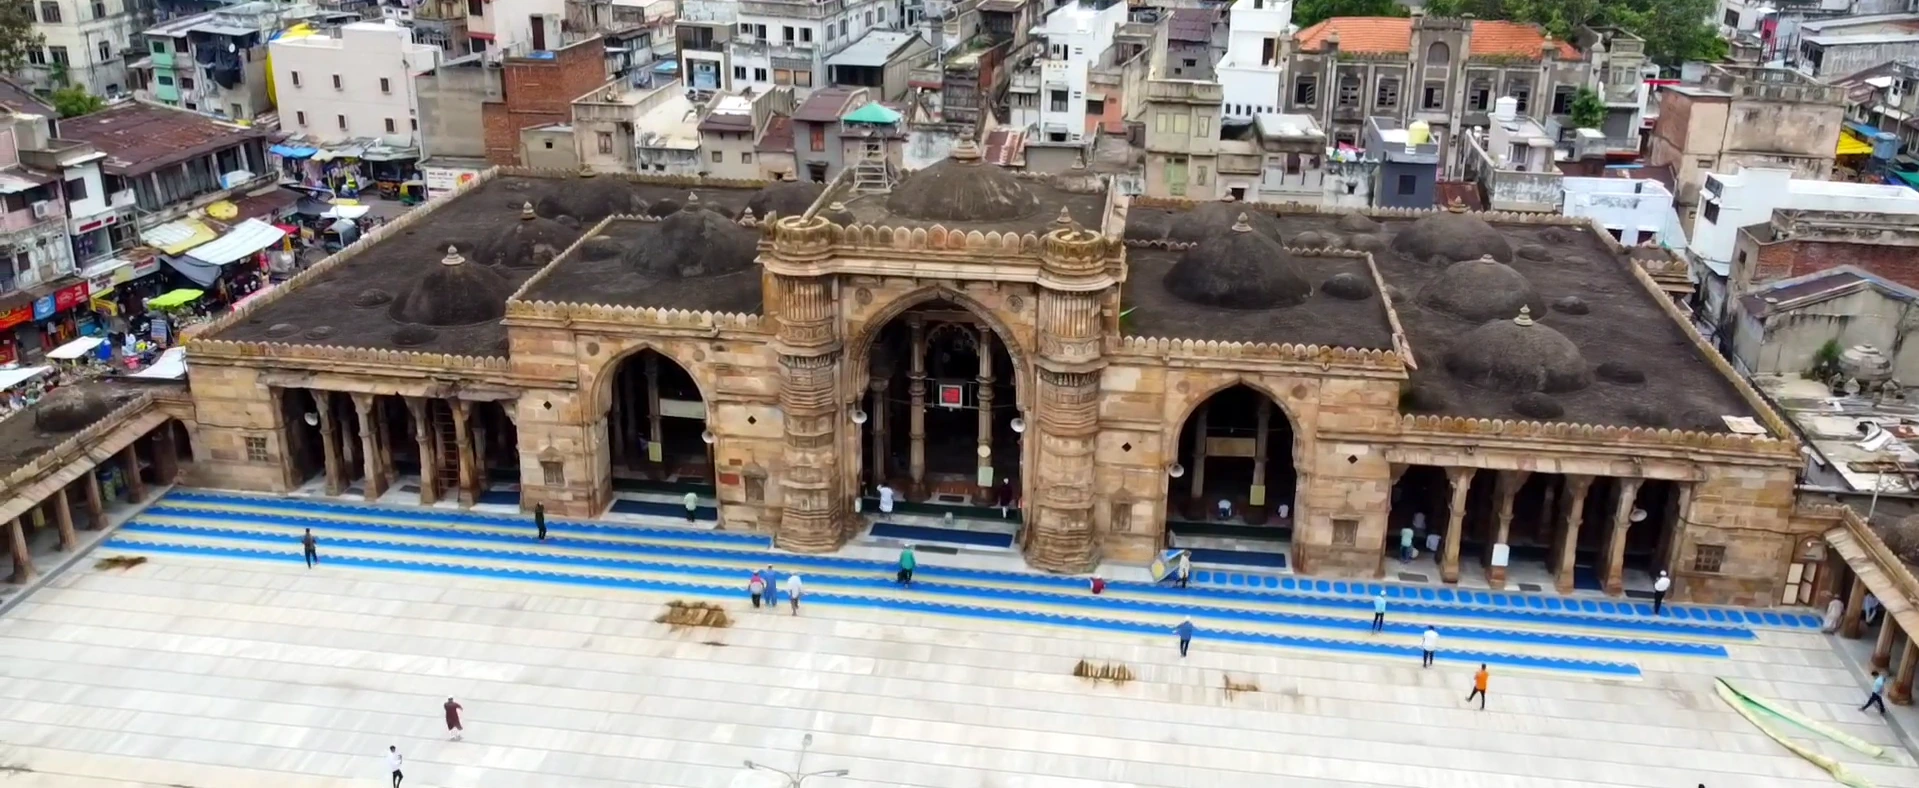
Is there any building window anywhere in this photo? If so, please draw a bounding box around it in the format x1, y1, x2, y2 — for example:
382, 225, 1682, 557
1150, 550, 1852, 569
332, 74, 343, 90
782, 25, 794, 43
39, 2, 60, 23
1197, 115, 1210, 138
410, 118, 417, 130
734, 65, 746, 80
1507, 81, 1531, 112
753, 68, 767, 81
1110, 501, 1133, 533
1422, 80, 1445, 110
156, 74, 172, 86
380, 77, 391, 94
742, 152, 752, 163
1702, 200, 1720, 224
1049, 89, 1068, 112
93, 1, 107, 19
1692, 544, 1725, 574
337, 115, 347, 130
97, 40, 111, 63
774, 69, 792, 85
26, 48, 43, 66
801, 28, 812, 43
794, 70, 812, 87
541, 460, 565, 486
1337, 75, 1360, 107
1375, 78, 1400, 110
65, 178, 87, 201
712, 150, 723, 163
291, 71, 302, 87
48, 46, 69, 67
597, 132, 613, 154
1551, 86, 1576, 115
1468, 80, 1491, 111
468, 0, 482, 15
1292, 75, 1317, 106
1397, 173, 1416, 196
231, 103, 241, 118
1426, 42, 1450, 65
809, 124, 825, 151
245, 437, 269, 463
384, 118, 396, 133
180, 76, 193, 90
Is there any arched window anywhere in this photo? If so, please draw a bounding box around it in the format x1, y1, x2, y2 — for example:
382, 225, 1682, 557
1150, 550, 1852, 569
1426, 41, 1451, 65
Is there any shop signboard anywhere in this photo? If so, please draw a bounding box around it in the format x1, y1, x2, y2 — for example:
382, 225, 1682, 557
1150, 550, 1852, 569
54, 283, 89, 312
131, 257, 161, 279
423, 167, 480, 198
0, 305, 30, 331
32, 295, 55, 321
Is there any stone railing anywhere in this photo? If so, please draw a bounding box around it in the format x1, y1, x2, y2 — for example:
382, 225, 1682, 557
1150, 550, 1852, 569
0, 391, 155, 499
1107, 335, 1405, 371
1396, 413, 1794, 456
1811, 503, 1919, 605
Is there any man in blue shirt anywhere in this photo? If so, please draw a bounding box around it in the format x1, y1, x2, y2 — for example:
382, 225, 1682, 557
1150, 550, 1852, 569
1372, 592, 1388, 633
1174, 617, 1195, 658
1861, 670, 1889, 714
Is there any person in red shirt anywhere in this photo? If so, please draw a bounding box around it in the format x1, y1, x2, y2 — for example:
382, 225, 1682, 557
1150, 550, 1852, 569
444, 698, 464, 741
1089, 576, 1106, 595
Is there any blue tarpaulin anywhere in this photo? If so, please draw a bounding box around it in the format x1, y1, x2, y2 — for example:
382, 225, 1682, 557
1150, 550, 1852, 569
269, 144, 318, 159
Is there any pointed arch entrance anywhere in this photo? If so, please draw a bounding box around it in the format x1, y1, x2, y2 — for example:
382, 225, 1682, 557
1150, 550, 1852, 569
601, 347, 718, 520
1166, 383, 1299, 569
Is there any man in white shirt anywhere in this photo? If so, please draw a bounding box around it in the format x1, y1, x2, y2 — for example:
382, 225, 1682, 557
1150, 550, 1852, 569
1651, 571, 1672, 615
386, 745, 404, 787
785, 572, 804, 615
878, 484, 896, 515
1420, 626, 1439, 668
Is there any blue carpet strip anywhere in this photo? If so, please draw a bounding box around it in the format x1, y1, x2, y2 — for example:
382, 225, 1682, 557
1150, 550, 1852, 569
868, 523, 1014, 549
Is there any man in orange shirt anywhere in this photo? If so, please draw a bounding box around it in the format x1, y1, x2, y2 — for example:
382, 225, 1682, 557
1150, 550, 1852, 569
1466, 664, 1489, 710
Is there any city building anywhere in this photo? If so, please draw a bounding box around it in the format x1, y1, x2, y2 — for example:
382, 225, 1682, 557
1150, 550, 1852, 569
788, 86, 901, 184
1559, 174, 1679, 248
825, 30, 932, 102
58, 100, 273, 229
416, 35, 608, 189
270, 20, 441, 147
17, 0, 141, 98
1648, 66, 1846, 228
1461, 97, 1563, 213
697, 87, 796, 181
401, 0, 470, 55
1731, 266, 1919, 382
1365, 115, 1436, 209
1793, 13, 1919, 81
1571, 25, 1654, 149
1004, 0, 1124, 145
1832, 60, 1919, 157
134, 2, 325, 121
726, 0, 901, 97
464, 0, 566, 56
1136, 21, 1224, 199
1216, 0, 1287, 122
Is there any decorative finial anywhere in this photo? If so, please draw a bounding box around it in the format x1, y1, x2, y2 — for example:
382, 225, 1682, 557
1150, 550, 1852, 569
578, 165, 597, 178
440, 246, 464, 266
1056, 206, 1073, 225
741, 207, 756, 220
687, 192, 701, 204
520, 201, 536, 220
1231, 213, 1252, 233
1447, 198, 1467, 213
1513, 305, 1534, 326
829, 201, 847, 213
1477, 253, 1496, 263
952, 138, 983, 162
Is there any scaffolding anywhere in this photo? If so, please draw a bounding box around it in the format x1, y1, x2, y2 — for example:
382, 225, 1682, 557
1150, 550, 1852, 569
850, 129, 896, 194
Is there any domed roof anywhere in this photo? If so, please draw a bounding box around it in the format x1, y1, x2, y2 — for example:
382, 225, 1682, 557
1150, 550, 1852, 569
388, 246, 515, 326
884, 139, 1041, 222
536, 171, 650, 220
1443, 307, 1591, 394
743, 180, 824, 221
485, 202, 578, 269
1391, 202, 1513, 263
627, 208, 759, 279
1163, 213, 1312, 310
1169, 201, 1284, 246
1415, 255, 1544, 322
33, 386, 120, 433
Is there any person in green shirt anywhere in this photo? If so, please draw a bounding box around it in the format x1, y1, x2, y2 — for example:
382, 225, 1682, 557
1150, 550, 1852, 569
1399, 526, 1415, 561
897, 545, 917, 586
682, 491, 698, 522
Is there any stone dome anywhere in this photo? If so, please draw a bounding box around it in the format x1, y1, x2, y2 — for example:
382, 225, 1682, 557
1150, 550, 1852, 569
627, 208, 758, 279
743, 181, 824, 221
485, 202, 578, 269
1444, 307, 1591, 393
1415, 256, 1544, 322
884, 139, 1041, 222
1163, 213, 1312, 309
1169, 201, 1284, 246
536, 171, 650, 220
1391, 203, 1513, 263
1122, 209, 1173, 242
33, 386, 121, 433
388, 246, 515, 326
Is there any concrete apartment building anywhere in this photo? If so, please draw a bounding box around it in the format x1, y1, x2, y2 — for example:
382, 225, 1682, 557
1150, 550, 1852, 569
1792, 13, 1919, 81
18, 0, 141, 98
135, 2, 323, 121
271, 21, 441, 148
1833, 60, 1919, 155
416, 36, 608, 192
1005, 0, 1125, 145
466, 0, 566, 55
1215, 0, 1288, 121
1560, 174, 1678, 248
728, 0, 899, 97
1647, 65, 1846, 229
698, 87, 796, 180
826, 29, 933, 101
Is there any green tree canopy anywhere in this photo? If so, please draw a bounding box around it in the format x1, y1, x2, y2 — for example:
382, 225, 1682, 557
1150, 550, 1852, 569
50, 86, 104, 118
1419, 0, 1725, 65
1294, 0, 1408, 29
1568, 86, 1607, 129
0, 0, 44, 73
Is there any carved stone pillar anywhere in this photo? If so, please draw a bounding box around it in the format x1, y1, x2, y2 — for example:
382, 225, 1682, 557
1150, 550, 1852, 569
1245, 399, 1271, 526
1024, 217, 1110, 572
907, 313, 927, 498
82, 470, 104, 530
1440, 467, 1476, 584
1601, 477, 1645, 597
1188, 405, 1209, 510
1484, 470, 1530, 590
122, 443, 146, 503
1553, 474, 1595, 594
151, 424, 179, 487
51, 487, 74, 552
405, 397, 438, 506
1842, 575, 1869, 639
768, 216, 846, 552
1894, 635, 1917, 705
310, 390, 345, 496
7, 517, 33, 584
1873, 613, 1898, 671
645, 353, 664, 470
451, 399, 476, 506
351, 393, 387, 501
976, 325, 995, 497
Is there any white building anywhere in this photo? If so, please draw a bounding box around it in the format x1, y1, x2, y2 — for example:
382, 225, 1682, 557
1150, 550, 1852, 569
1691, 166, 1919, 272
1011, 0, 1125, 144
19, 0, 139, 98
1560, 176, 1679, 247
271, 21, 440, 147
730, 0, 896, 97
1216, 0, 1290, 121
468, 0, 566, 55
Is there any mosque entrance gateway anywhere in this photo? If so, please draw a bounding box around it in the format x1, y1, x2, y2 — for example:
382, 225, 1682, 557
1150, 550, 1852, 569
1167, 384, 1298, 569
607, 349, 715, 493
858, 300, 1021, 508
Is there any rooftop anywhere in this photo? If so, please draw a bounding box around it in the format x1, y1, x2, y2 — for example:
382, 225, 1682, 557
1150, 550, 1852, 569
1294, 18, 1580, 60
757, 115, 795, 152
827, 30, 923, 68
60, 101, 266, 178
832, 139, 1109, 233
516, 207, 766, 313
1800, 13, 1919, 45
1166, 8, 1218, 43
1758, 372, 1919, 496
0, 77, 53, 117
0, 382, 149, 478
634, 94, 701, 151
793, 87, 866, 123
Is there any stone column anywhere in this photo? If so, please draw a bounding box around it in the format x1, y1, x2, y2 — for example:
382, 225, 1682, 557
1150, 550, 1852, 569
1893, 635, 1917, 705
122, 443, 146, 503
7, 517, 34, 584
1654, 483, 1694, 579
1484, 470, 1530, 590
310, 390, 345, 496
1601, 477, 1645, 597
51, 487, 75, 552
1188, 404, 1209, 510
907, 313, 927, 498
1842, 575, 1869, 639
1440, 467, 1476, 584
768, 216, 846, 551
452, 399, 477, 506
975, 325, 995, 497
351, 393, 387, 501
1023, 217, 1110, 573
1553, 474, 1595, 595
405, 397, 438, 506
1246, 400, 1272, 525
645, 353, 664, 471
1873, 614, 1898, 671
82, 470, 104, 530
151, 424, 179, 487
1538, 482, 1558, 547
868, 379, 888, 487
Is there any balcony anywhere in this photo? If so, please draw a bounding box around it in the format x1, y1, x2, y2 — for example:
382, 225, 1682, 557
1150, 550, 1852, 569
1144, 78, 1222, 104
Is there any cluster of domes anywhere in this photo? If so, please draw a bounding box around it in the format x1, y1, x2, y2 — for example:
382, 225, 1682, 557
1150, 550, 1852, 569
1442, 306, 1591, 394
627, 207, 758, 279
484, 203, 576, 270
534, 170, 652, 221
1163, 213, 1312, 309
1392, 203, 1513, 263
743, 180, 824, 221
1168, 201, 1285, 246
388, 246, 515, 326
885, 139, 1041, 223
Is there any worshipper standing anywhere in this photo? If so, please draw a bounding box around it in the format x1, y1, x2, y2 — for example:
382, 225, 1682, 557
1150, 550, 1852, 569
1174, 617, 1196, 657
1822, 596, 1846, 633
786, 572, 805, 615
1651, 571, 1672, 615
748, 570, 767, 608
386, 746, 405, 787
683, 491, 698, 522
1421, 626, 1440, 668
534, 502, 547, 541
878, 483, 896, 516
1371, 592, 1388, 633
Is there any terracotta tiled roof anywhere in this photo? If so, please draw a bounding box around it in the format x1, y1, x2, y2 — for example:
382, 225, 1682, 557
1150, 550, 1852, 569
1294, 17, 1579, 60
757, 115, 795, 153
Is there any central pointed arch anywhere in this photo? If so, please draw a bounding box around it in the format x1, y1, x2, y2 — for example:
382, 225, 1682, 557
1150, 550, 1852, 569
1160, 375, 1305, 570
592, 341, 720, 522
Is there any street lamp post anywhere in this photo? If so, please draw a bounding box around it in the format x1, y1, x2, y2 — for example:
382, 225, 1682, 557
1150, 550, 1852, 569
744, 733, 850, 787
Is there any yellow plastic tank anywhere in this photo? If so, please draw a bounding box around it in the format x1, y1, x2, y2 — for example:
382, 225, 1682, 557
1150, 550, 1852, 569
1407, 120, 1431, 145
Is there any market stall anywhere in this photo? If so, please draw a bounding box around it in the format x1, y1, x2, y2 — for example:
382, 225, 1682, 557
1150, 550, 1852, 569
46, 336, 104, 361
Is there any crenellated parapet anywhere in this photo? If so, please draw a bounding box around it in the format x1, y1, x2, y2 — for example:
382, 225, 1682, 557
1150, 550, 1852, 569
1396, 413, 1798, 459
189, 338, 516, 375
1109, 336, 1406, 373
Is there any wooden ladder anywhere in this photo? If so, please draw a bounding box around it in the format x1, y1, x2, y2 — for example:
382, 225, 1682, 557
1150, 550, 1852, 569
433, 404, 461, 484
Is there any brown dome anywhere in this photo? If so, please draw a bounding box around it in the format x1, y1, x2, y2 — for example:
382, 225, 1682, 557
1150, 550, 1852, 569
1163, 213, 1312, 309
627, 209, 758, 278
486, 202, 579, 269
743, 181, 824, 221
1443, 307, 1590, 394
1392, 203, 1513, 263
389, 246, 514, 326
537, 172, 650, 220
1416, 256, 1544, 322
33, 386, 122, 433
1169, 201, 1284, 245
884, 139, 1041, 222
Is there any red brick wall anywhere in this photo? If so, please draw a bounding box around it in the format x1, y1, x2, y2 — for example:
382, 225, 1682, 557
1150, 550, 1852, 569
1754, 239, 1919, 290
481, 42, 611, 166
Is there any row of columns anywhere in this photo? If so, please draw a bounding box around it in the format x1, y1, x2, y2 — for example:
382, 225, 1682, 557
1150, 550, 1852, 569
1426, 467, 1661, 596
610, 354, 664, 470
10, 438, 156, 584
865, 315, 1001, 498
1839, 576, 1918, 704
308, 391, 485, 507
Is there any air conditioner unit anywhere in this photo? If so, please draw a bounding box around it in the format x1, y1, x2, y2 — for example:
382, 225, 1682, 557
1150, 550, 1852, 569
30, 201, 51, 219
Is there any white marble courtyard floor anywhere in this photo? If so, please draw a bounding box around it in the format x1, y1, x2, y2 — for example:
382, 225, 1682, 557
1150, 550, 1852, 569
0, 552, 1917, 788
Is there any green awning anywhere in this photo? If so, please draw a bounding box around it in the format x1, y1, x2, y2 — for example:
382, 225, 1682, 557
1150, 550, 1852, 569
842, 103, 902, 124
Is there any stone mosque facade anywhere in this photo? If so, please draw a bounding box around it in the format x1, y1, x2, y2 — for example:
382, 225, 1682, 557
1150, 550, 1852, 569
180, 141, 1816, 607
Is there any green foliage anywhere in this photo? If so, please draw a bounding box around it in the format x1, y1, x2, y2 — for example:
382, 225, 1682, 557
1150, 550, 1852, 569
0, 1, 43, 73
1294, 0, 1408, 29
1806, 339, 1843, 381
50, 86, 104, 118
1419, 0, 1724, 65
1568, 86, 1607, 129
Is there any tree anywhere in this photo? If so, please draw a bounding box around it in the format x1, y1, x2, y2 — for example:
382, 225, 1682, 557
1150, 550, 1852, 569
1568, 86, 1607, 130
1418, 0, 1724, 65
1293, 0, 1408, 29
50, 86, 104, 118
0, 0, 42, 73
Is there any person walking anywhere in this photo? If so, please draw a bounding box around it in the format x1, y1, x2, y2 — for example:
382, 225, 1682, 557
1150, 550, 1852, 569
1089, 575, 1106, 595
1399, 525, 1415, 562
1175, 551, 1192, 589
386, 745, 405, 787
763, 565, 778, 613
1420, 626, 1439, 668
1822, 596, 1846, 633
444, 697, 464, 741
1862, 670, 1889, 714
1371, 592, 1388, 633
1466, 664, 1489, 710
897, 546, 917, 586
748, 571, 767, 608
682, 491, 698, 523
301, 528, 318, 569
1651, 571, 1672, 615
878, 483, 896, 516
1174, 616, 1195, 657
786, 572, 805, 615
534, 503, 547, 541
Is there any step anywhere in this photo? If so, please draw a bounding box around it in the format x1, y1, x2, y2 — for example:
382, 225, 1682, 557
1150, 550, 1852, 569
156, 491, 757, 545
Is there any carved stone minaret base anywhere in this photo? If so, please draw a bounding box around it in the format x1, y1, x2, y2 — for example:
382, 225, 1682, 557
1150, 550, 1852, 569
1021, 216, 1113, 573
769, 216, 848, 552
